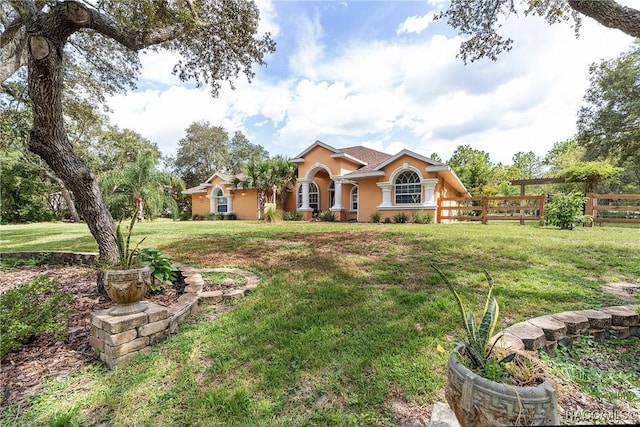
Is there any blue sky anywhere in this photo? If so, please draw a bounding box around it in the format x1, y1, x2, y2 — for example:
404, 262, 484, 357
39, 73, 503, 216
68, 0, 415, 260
107, 0, 635, 167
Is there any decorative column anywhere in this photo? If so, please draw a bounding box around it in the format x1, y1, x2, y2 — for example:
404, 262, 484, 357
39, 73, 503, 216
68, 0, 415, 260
298, 179, 311, 211
331, 180, 344, 210
422, 179, 438, 207
227, 193, 233, 213
207, 194, 214, 214
377, 182, 392, 207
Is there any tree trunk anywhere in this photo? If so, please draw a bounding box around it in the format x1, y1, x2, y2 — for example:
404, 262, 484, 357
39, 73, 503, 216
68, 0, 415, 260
44, 169, 81, 222
27, 24, 119, 263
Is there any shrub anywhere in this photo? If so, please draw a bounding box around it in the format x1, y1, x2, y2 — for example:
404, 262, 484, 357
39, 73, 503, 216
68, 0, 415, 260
384, 217, 392, 224
370, 212, 381, 223
138, 247, 179, 292
205, 213, 217, 220
263, 205, 282, 223
283, 211, 303, 221
393, 212, 409, 223
179, 211, 191, 221
192, 214, 205, 221
215, 213, 226, 220
1, 276, 73, 359
225, 212, 237, 220
412, 210, 433, 224
544, 192, 592, 230
318, 211, 337, 222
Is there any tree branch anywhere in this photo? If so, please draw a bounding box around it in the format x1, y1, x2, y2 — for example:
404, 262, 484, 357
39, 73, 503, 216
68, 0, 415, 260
89, 6, 181, 51
568, 0, 640, 38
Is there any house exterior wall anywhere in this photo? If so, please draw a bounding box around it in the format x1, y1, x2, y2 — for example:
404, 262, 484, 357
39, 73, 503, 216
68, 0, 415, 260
191, 193, 210, 216
186, 143, 466, 223
232, 189, 259, 220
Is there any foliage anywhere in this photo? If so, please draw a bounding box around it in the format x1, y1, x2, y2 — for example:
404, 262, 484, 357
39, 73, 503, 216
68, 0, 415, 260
448, 145, 494, 195
170, 123, 269, 187
435, 0, 640, 63
228, 131, 270, 176
544, 192, 592, 230
577, 43, 640, 166
1, 0, 276, 262
263, 206, 282, 223
0, 256, 49, 270
512, 151, 543, 179
540, 336, 640, 405
100, 147, 183, 221
392, 212, 409, 224
370, 212, 381, 223
114, 214, 146, 269
138, 248, 178, 292
171, 122, 231, 188
0, 111, 60, 223
233, 157, 296, 219
225, 212, 238, 220
412, 211, 433, 224
283, 211, 303, 221
558, 161, 622, 183
431, 264, 514, 381
318, 211, 337, 222
0, 276, 73, 359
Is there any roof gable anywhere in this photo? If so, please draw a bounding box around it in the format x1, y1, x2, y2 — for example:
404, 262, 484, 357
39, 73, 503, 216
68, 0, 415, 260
373, 149, 444, 171
291, 140, 339, 162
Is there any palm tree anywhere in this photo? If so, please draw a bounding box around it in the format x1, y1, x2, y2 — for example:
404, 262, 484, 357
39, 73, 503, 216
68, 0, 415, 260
100, 148, 184, 221
270, 155, 297, 210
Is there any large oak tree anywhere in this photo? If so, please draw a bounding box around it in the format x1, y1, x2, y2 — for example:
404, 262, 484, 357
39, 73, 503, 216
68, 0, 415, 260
1, 0, 275, 263
437, 0, 640, 63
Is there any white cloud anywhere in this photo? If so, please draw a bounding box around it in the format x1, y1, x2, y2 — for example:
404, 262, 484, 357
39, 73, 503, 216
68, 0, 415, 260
288, 10, 326, 78
107, 2, 635, 169
397, 12, 434, 35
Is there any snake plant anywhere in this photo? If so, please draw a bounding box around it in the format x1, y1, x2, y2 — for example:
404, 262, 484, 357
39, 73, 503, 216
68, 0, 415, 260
114, 212, 146, 269
432, 264, 513, 372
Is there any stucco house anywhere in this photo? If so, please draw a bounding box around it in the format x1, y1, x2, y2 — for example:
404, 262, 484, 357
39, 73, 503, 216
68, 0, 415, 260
182, 140, 469, 222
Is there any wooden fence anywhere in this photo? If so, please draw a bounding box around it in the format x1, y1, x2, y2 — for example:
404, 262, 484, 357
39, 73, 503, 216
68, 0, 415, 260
437, 195, 545, 225
438, 193, 640, 225
586, 193, 640, 225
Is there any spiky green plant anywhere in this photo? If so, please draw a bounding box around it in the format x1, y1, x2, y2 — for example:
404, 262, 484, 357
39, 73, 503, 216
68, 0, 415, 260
114, 212, 146, 269
431, 264, 512, 373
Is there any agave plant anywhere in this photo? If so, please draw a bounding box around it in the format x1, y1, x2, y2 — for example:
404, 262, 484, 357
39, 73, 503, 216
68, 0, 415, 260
431, 264, 513, 374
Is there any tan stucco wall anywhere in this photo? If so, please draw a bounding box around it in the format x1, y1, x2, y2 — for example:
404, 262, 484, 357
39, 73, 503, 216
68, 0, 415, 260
191, 193, 210, 216
297, 145, 361, 180
232, 189, 259, 220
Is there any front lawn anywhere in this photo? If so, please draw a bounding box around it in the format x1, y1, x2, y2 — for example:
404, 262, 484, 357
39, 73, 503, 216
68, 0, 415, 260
1, 221, 638, 425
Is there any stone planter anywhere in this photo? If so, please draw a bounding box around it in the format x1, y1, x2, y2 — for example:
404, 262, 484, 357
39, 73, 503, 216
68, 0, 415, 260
446, 344, 558, 427
103, 266, 154, 316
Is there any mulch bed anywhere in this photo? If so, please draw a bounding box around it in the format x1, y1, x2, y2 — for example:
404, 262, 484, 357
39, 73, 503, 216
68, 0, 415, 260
0, 265, 181, 408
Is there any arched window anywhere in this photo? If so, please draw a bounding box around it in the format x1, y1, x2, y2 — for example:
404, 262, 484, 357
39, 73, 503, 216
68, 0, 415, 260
298, 182, 319, 211
214, 188, 228, 213
394, 170, 421, 204
350, 186, 358, 211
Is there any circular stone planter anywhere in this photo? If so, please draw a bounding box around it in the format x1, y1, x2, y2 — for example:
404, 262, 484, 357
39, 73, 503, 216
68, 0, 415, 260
446, 344, 558, 427
103, 266, 154, 316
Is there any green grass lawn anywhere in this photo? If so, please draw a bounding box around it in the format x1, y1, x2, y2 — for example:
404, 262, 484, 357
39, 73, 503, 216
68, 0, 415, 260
1, 220, 639, 426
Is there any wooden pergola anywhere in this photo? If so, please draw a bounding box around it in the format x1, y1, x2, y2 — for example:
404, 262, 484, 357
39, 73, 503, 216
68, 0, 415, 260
510, 177, 599, 196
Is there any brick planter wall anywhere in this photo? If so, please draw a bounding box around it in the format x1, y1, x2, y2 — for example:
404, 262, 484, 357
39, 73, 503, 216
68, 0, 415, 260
90, 266, 260, 369
1, 251, 260, 369
499, 305, 639, 353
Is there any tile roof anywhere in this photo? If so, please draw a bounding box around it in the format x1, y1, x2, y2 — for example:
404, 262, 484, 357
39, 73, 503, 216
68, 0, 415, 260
340, 146, 392, 168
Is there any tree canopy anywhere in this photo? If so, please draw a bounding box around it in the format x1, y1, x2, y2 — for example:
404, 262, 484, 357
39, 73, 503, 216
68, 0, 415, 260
437, 0, 640, 63
170, 122, 269, 188
1, 0, 275, 262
